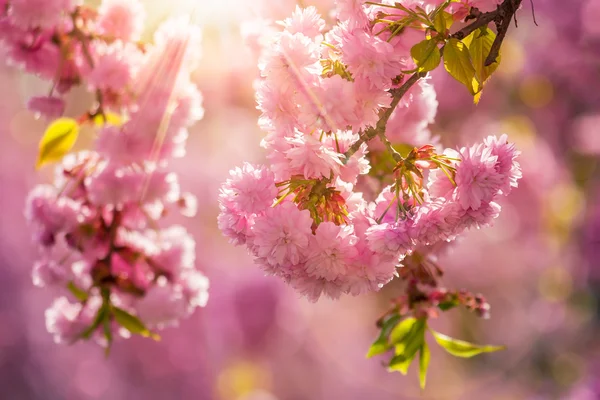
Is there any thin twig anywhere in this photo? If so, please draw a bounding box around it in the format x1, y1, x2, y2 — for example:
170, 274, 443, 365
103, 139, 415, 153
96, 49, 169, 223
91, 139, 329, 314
344, 0, 527, 160
529, 0, 538, 26
343, 72, 423, 161
485, 0, 523, 66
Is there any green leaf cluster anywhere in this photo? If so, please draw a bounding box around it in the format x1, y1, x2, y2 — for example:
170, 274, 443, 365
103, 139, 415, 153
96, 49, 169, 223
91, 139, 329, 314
367, 315, 505, 389
404, 1, 501, 104
73, 286, 161, 354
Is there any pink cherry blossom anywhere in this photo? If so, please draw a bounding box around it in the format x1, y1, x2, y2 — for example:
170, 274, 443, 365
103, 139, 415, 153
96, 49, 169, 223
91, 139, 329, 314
305, 222, 358, 281
96, 0, 145, 42
455, 143, 503, 210
282, 6, 326, 39
250, 202, 314, 268
219, 163, 278, 215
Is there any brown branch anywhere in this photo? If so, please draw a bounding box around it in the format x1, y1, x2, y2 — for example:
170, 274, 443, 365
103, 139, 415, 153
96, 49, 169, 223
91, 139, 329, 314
449, 0, 524, 66
344, 72, 423, 161
485, 0, 523, 65
451, 0, 523, 43
343, 0, 526, 161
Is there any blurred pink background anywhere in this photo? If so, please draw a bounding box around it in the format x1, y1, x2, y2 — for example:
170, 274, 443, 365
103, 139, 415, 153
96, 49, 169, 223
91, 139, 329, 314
0, 0, 599, 399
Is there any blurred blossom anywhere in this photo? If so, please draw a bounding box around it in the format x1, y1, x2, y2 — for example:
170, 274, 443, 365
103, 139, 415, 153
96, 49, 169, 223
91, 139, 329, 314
0, 1, 598, 400
572, 113, 600, 155
581, 0, 600, 38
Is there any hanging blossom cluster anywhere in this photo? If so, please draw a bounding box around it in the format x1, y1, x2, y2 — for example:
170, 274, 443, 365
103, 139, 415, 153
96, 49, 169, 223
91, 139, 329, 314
218, 2, 522, 302
1, 0, 209, 347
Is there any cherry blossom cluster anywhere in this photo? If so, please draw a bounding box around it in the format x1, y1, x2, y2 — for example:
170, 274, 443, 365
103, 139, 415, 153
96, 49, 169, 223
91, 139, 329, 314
218, 3, 522, 302
0, 0, 151, 119
3, 0, 209, 347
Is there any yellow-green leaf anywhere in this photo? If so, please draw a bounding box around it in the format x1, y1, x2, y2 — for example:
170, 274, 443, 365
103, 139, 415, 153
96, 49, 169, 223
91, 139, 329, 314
432, 330, 505, 358
388, 352, 416, 375
419, 342, 430, 389
394, 319, 426, 354
388, 318, 426, 375
463, 27, 501, 104
390, 317, 417, 344
80, 306, 107, 340
113, 307, 161, 341
93, 112, 123, 126
411, 39, 442, 73
67, 281, 89, 302
443, 38, 480, 96
36, 117, 80, 169
433, 11, 453, 34
366, 314, 401, 358
442, 11, 454, 30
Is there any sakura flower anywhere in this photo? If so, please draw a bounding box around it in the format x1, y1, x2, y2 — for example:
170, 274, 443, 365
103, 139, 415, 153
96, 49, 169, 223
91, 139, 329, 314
340, 29, 404, 90
282, 6, 326, 40
297, 75, 358, 132
26, 96, 65, 119
289, 272, 345, 302
260, 31, 322, 88
97, 0, 145, 42
250, 202, 314, 268
151, 226, 196, 276
45, 296, 101, 344
217, 205, 255, 246
25, 184, 81, 246
134, 278, 187, 328
8, 0, 77, 29
305, 222, 358, 281
366, 220, 414, 261
219, 163, 278, 214
455, 143, 503, 210
84, 41, 143, 93
335, 0, 370, 30
285, 134, 343, 179
32, 259, 70, 287
411, 199, 462, 245
484, 134, 522, 195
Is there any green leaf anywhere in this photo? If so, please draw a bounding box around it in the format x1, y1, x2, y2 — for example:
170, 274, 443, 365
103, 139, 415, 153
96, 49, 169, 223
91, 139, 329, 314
463, 27, 501, 104
433, 11, 453, 34
367, 314, 401, 358
79, 306, 107, 340
392, 143, 417, 157
112, 307, 160, 340
431, 330, 506, 358
387, 2, 430, 24
389, 317, 417, 344
411, 39, 441, 73
388, 318, 427, 375
429, 1, 455, 32
388, 352, 416, 375
67, 281, 89, 302
36, 117, 79, 169
390, 317, 425, 344
419, 342, 430, 389
395, 320, 426, 357
442, 11, 454, 31
103, 316, 112, 357
438, 301, 457, 311
443, 38, 480, 96
367, 338, 390, 358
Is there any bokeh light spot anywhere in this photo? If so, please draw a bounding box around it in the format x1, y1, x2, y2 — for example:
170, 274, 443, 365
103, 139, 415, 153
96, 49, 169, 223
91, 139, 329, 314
538, 266, 573, 303
500, 115, 537, 150
551, 352, 586, 388
519, 75, 554, 109
497, 38, 525, 78
216, 360, 272, 400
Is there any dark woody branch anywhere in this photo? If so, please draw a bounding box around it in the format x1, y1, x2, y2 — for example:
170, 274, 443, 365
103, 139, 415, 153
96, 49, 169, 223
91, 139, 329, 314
343, 0, 526, 161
